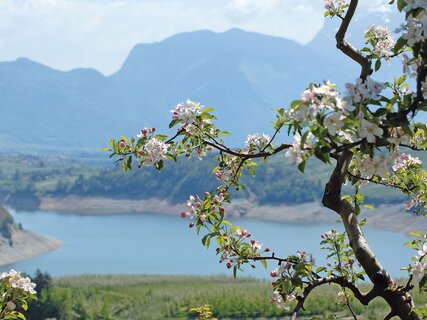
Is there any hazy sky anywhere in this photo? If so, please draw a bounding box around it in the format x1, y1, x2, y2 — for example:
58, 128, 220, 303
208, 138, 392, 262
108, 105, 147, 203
0, 0, 388, 74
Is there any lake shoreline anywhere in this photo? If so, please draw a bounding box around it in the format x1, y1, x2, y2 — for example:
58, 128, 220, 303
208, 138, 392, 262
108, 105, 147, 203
0, 229, 62, 267
39, 196, 427, 234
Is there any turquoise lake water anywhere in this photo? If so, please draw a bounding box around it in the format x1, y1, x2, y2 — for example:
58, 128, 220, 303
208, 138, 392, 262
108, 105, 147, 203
0, 209, 414, 279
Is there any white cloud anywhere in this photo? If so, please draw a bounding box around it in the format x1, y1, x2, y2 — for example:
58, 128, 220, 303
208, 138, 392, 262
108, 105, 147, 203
226, 0, 281, 17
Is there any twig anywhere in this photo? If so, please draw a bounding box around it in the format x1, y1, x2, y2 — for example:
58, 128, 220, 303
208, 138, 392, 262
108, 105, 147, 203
335, 0, 372, 79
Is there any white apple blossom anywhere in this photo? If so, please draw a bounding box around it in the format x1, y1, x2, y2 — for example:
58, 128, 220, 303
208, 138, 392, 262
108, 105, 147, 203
418, 243, 427, 257
1, 269, 36, 294
250, 240, 263, 251
356, 154, 390, 179
270, 290, 296, 310
142, 137, 168, 166
337, 291, 347, 305
397, 13, 427, 46
393, 152, 422, 171
344, 77, 384, 103
411, 261, 426, 282
358, 119, 383, 143
402, 54, 420, 78
366, 25, 396, 61
245, 133, 271, 151
324, 0, 346, 13
171, 99, 203, 125
324, 112, 345, 135
286, 132, 313, 165
387, 127, 411, 145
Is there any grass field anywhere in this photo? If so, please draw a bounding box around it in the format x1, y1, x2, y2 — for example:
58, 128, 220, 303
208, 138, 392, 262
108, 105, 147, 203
26, 274, 427, 320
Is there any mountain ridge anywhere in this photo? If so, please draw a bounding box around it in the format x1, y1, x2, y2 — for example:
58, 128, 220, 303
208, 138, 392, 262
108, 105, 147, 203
0, 12, 419, 153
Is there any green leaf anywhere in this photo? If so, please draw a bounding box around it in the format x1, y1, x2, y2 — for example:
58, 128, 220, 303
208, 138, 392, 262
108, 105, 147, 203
21, 299, 28, 311
169, 119, 180, 128
201, 234, 211, 248
393, 37, 406, 53
375, 59, 382, 72
420, 274, 427, 292
290, 100, 303, 110
260, 259, 267, 269
298, 160, 306, 173
316, 266, 327, 273
397, 0, 406, 11
374, 108, 389, 117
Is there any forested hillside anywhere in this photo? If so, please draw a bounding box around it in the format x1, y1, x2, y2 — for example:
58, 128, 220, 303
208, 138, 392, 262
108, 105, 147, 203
0, 153, 415, 210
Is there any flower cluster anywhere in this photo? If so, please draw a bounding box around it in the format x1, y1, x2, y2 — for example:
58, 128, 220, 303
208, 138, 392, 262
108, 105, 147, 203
321, 228, 337, 239
140, 137, 168, 166
0, 269, 36, 294
171, 99, 203, 125
398, 12, 427, 47
320, 230, 361, 282
245, 133, 271, 152
286, 132, 314, 165
344, 77, 384, 104
365, 25, 396, 62
291, 82, 340, 126
355, 154, 390, 178
269, 290, 296, 310
269, 252, 314, 309
136, 127, 155, 138
393, 152, 423, 171
324, 0, 348, 17
407, 233, 427, 283
181, 194, 202, 227
217, 233, 269, 269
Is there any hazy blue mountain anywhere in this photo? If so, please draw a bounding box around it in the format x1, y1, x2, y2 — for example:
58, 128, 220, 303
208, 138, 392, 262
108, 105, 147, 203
0, 58, 140, 152
0, 10, 421, 153
110, 28, 348, 142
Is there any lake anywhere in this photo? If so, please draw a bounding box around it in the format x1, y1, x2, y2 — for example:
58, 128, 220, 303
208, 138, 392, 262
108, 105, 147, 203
0, 208, 415, 279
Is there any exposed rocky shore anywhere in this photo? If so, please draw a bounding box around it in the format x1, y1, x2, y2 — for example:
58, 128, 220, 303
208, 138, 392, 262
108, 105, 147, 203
0, 229, 62, 267
39, 196, 427, 234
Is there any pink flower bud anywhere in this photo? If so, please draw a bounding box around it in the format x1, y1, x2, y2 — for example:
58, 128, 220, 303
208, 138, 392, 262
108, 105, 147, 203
271, 281, 277, 286
139, 150, 145, 155
151, 128, 156, 132
180, 212, 187, 218
251, 240, 256, 245
141, 129, 147, 135
226, 262, 232, 268
189, 222, 194, 228
119, 140, 126, 148
265, 248, 270, 252
270, 271, 277, 277
5, 301, 16, 311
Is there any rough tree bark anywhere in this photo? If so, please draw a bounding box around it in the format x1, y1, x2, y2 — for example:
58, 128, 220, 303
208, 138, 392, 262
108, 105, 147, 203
322, 2, 421, 318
